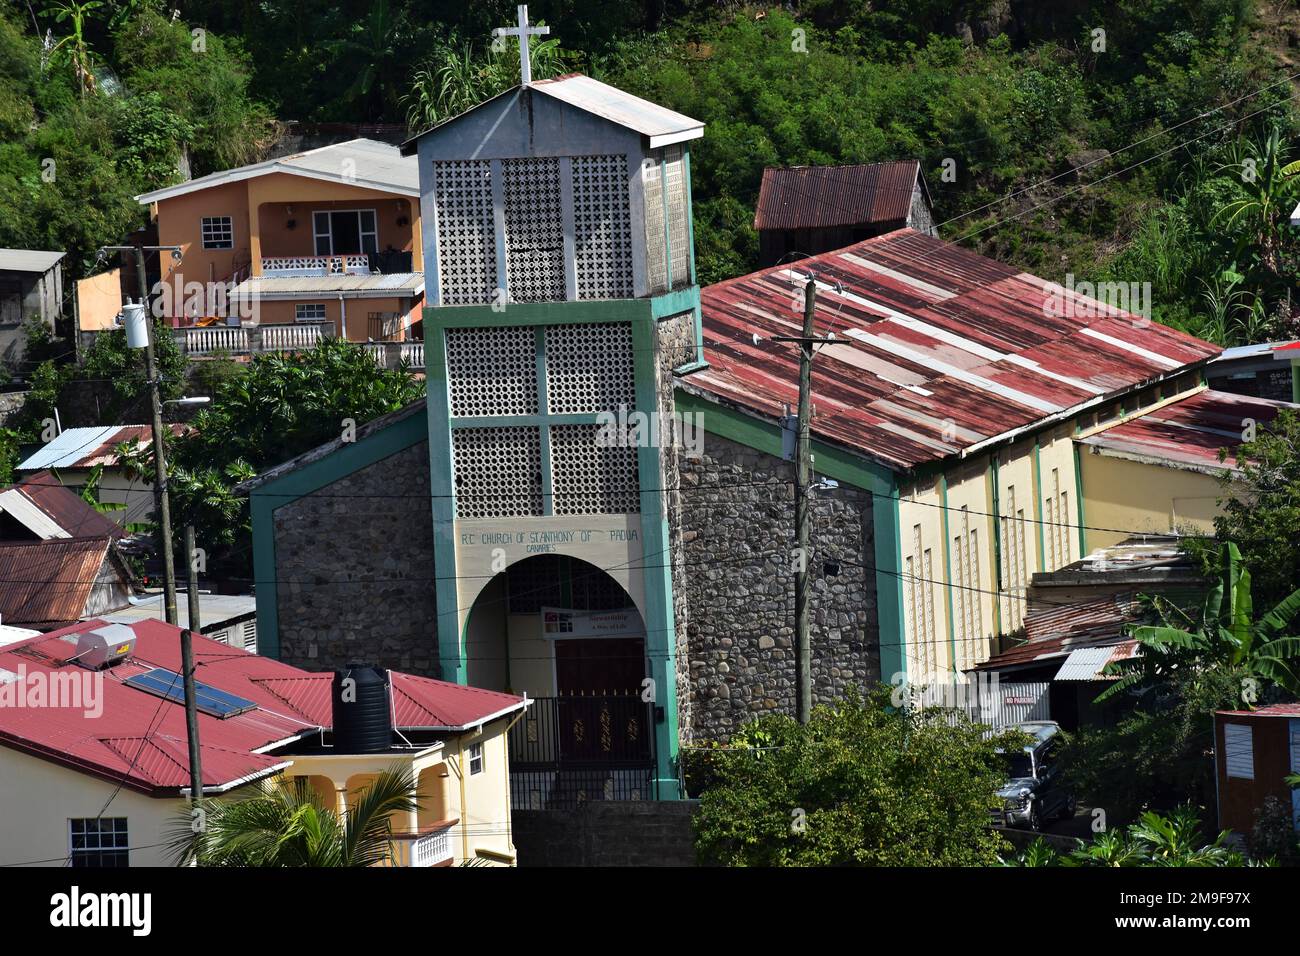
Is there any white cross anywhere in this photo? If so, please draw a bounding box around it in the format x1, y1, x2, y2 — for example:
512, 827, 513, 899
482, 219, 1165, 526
493, 4, 550, 86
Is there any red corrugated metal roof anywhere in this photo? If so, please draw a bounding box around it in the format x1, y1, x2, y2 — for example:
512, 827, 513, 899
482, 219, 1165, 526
0, 619, 526, 794
1218, 702, 1300, 717
688, 228, 1222, 471
0, 537, 122, 626
1079, 388, 1294, 473
9, 471, 125, 540
754, 162, 921, 230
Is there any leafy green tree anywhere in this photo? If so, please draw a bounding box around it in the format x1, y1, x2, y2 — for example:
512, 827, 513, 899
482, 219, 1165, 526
1099, 542, 1300, 704
693, 689, 1019, 866
1007, 805, 1258, 867
1206, 409, 1300, 611
126, 339, 425, 576
1213, 126, 1300, 278
44, 0, 105, 99
169, 768, 419, 867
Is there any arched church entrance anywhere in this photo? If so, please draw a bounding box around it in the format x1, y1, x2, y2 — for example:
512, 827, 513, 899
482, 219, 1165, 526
466, 554, 656, 808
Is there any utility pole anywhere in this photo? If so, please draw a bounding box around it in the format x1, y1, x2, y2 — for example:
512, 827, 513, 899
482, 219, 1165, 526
182, 525, 203, 815
102, 244, 181, 626
773, 279, 834, 724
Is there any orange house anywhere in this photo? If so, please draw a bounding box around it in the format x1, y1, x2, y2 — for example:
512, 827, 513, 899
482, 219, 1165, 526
136, 139, 425, 344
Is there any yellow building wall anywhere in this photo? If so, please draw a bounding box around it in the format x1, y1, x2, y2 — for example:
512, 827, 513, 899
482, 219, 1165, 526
993, 438, 1040, 636
1037, 424, 1083, 572
1079, 451, 1225, 550
942, 458, 999, 673
897, 475, 951, 685
0, 746, 183, 867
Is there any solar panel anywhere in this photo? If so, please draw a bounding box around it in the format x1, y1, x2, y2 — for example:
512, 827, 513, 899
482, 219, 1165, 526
123, 668, 257, 718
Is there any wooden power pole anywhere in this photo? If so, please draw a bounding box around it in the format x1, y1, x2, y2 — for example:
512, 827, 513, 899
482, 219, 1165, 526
774, 279, 834, 724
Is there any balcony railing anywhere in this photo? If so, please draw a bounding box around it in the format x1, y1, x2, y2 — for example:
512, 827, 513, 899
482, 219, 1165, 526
171, 324, 425, 370
261, 255, 371, 277
387, 821, 455, 867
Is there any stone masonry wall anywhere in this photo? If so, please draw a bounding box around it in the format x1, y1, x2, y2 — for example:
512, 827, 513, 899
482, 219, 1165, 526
679, 431, 878, 741
273, 440, 438, 675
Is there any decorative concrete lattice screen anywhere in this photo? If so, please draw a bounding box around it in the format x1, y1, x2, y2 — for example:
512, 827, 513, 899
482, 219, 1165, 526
432, 160, 496, 305
550, 424, 640, 515
664, 145, 691, 287
545, 323, 635, 414
642, 158, 668, 295
573, 155, 634, 299
452, 426, 543, 518
504, 157, 565, 302
445, 325, 538, 417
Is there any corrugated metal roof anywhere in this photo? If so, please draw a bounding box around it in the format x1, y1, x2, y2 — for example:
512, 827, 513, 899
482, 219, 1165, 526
753, 162, 921, 230
136, 139, 419, 204
530, 74, 704, 147
0, 249, 65, 273
0, 618, 528, 793
404, 74, 705, 151
16, 425, 176, 471
229, 272, 424, 300
0, 537, 123, 626
1079, 389, 1294, 474
688, 228, 1221, 472
101, 592, 255, 631
1055, 642, 1139, 681
4, 470, 126, 540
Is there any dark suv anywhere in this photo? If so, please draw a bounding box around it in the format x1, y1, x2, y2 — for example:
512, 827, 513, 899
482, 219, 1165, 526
994, 720, 1076, 830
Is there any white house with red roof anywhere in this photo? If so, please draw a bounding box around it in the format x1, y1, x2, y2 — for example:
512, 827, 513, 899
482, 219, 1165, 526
0, 618, 527, 867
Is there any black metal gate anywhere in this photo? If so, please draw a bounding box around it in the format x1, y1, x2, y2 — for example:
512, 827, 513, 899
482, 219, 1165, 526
509, 695, 658, 810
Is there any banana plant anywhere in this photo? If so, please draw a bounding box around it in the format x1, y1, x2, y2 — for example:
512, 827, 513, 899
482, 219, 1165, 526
1097, 542, 1300, 705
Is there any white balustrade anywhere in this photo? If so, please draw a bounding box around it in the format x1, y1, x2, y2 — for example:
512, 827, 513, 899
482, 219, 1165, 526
181, 325, 249, 355
261, 255, 372, 276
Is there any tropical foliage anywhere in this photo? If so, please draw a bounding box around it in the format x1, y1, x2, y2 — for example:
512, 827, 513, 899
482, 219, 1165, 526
1006, 805, 1261, 867
1099, 542, 1300, 705
692, 689, 1022, 866
121, 338, 425, 577
169, 768, 419, 867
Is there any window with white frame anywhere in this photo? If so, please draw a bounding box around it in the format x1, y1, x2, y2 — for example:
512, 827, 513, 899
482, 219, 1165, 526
201, 216, 234, 250
296, 303, 328, 323
469, 742, 483, 775
313, 210, 378, 256
69, 818, 129, 867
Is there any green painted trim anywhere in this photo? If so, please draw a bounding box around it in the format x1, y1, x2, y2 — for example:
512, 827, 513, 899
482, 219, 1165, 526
249, 406, 430, 662
989, 457, 1003, 637
423, 298, 649, 328
1031, 441, 1046, 572
673, 358, 709, 375
649, 286, 700, 320
632, 314, 680, 797
691, 303, 705, 367
873, 489, 906, 684
1292, 363, 1300, 404
684, 147, 697, 287
449, 413, 600, 429
426, 323, 463, 684
535, 326, 553, 517
661, 153, 672, 292
1072, 442, 1087, 559
939, 475, 957, 670
674, 389, 894, 495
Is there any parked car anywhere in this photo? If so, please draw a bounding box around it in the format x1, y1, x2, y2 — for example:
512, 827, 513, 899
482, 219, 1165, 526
994, 720, 1076, 831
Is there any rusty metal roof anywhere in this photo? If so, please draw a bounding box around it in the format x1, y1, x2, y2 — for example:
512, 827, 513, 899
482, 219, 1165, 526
687, 228, 1221, 472
1079, 388, 1295, 475
0, 537, 124, 627
753, 161, 922, 231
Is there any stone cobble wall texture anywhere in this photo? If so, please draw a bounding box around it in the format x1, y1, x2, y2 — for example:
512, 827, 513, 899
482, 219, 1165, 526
513, 801, 700, 866
678, 431, 878, 742
273, 440, 438, 675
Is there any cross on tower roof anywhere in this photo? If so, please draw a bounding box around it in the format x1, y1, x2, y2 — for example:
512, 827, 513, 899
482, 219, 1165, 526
493, 4, 551, 86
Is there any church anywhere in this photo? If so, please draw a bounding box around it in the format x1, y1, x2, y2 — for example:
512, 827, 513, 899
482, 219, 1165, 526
240, 61, 885, 802
241, 19, 1231, 805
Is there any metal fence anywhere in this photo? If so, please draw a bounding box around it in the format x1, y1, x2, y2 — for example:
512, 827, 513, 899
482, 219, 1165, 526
509, 696, 657, 810
923, 680, 1052, 728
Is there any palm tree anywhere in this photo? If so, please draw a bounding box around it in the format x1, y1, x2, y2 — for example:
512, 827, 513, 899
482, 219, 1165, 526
1213, 127, 1300, 276
169, 768, 420, 867
402, 29, 565, 132
45, 0, 103, 99
1097, 542, 1300, 704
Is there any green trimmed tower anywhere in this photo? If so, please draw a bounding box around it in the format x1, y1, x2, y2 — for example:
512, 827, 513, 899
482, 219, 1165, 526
402, 69, 705, 798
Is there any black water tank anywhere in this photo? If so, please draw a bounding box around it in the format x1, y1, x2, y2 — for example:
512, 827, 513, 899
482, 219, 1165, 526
331, 665, 393, 753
